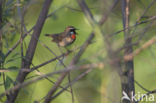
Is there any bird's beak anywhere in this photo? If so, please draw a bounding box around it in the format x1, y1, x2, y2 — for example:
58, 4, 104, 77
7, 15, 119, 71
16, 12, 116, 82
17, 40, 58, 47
75, 28, 79, 30
75, 28, 79, 35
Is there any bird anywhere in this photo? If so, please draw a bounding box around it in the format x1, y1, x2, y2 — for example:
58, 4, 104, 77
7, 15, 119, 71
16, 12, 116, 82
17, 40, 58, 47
45, 26, 78, 48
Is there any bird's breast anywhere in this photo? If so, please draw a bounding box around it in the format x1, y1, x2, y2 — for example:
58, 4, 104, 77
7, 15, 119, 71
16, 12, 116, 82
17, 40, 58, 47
65, 37, 73, 42
71, 34, 76, 39
58, 37, 75, 46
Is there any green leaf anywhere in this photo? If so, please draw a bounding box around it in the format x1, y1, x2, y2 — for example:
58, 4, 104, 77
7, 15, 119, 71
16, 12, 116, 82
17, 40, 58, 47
11, 53, 20, 58
7, 66, 19, 70
0, 51, 5, 63
5, 76, 13, 90
5, 59, 14, 64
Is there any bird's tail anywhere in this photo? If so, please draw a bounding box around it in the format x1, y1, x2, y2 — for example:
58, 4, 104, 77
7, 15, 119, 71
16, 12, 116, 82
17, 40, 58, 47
45, 34, 51, 37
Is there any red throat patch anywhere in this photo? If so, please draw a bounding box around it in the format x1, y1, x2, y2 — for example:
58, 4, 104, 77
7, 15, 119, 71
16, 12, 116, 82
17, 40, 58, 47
71, 34, 76, 39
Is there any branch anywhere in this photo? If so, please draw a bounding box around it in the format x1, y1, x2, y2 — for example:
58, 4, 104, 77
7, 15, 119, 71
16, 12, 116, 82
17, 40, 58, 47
124, 36, 156, 61
121, 0, 135, 103
50, 68, 92, 101
5, 0, 53, 103
31, 51, 71, 71
34, 70, 71, 93
43, 1, 95, 102
134, 80, 150, 92
43, 33, 95, 103
99, 0, 119, 25
34, 68, 92, 103
5, 26, 34, 58
5, 2, 65, 58
136, 89, 156, 103
109, 15, 156, 37
137, 0, 156, 21
43, 0, 118, 102
76, 0, 95, 26
116, 21, 154, 52
0, 62, 103, 99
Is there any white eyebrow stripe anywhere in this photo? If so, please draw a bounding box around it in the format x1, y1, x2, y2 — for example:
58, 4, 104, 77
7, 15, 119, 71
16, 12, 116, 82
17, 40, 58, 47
69, 27, 75, 29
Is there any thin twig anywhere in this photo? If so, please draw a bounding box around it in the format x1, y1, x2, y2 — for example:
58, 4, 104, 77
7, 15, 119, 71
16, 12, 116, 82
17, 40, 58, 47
31, 52, 70, 71
35, 70, 71, 92
124, 36, 156, 61
99, 0, 119, 25
137, 0, 156, 21
43, 0, 118, 102
50, 68, 92, 101
5, 3, 65, 58
43, 33, 95, 103
134, 80, 150, 92
5, 0, 53, 102
136, 89, 156, 103
116, 21, 155, 52
28, 31, 75, 101
5, 27, 34, 58
0, 62, 103, 99
128, 0, 156, 42
109, 16, 156, 37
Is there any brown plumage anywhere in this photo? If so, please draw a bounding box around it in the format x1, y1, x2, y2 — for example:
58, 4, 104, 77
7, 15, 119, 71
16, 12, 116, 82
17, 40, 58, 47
45, 26, 78, 47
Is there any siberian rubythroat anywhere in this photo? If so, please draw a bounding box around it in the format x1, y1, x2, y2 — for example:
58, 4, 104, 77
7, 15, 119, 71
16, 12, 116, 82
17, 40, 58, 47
45, 26, 78, 47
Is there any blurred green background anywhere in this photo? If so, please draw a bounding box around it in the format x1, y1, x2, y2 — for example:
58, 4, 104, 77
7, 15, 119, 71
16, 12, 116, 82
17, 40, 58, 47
0, 0, 156, 103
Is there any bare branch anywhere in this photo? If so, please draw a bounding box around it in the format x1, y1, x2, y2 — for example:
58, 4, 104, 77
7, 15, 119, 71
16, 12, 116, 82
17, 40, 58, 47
0, 62, 104, 99
137, 0, 156, 21
121, 0, 135, 103
76, 0, 95, 26
43, 32, 95, 103
5, 0, 53, 103
99, 0, 119, 25
5, 2, 65, 58
109, 16, 156, 37
43, 0, 117, 101
50, 68, 92, 101
136, 89, 156, 103
135, 80, 150, 92
124, 36, 156, 61
116, 21, 155, 52
5, 27, 34, 58
43, 1, 97, 102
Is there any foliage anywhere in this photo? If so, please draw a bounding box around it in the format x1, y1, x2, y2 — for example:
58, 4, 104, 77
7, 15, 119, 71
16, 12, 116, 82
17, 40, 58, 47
0, 0, 156, 103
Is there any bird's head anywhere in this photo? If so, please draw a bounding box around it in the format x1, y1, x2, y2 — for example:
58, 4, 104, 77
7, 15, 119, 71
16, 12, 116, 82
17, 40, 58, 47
65, 26, 78, 35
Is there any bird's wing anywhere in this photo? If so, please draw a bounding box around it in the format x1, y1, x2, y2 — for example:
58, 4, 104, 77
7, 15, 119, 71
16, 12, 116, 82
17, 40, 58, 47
51, 34, 61, 42
45, 33, 60, 42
